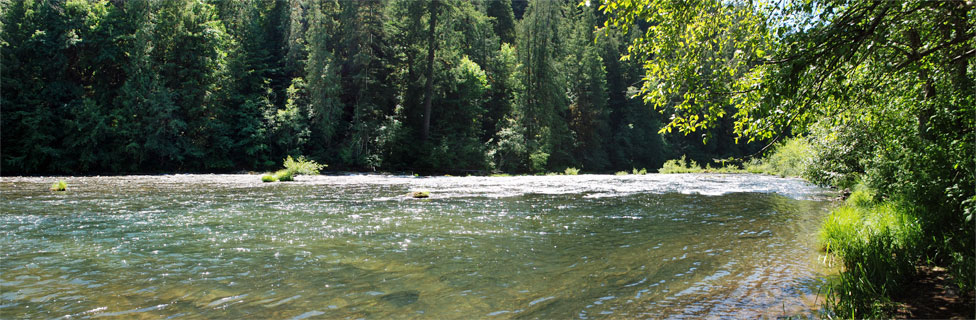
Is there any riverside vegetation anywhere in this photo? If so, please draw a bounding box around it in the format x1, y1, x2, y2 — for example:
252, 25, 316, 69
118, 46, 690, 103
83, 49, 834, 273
603, 0, 974, 316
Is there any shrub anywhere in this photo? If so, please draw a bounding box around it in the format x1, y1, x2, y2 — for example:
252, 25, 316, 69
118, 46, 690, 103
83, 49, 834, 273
529, 151, 549, 174
50, 180, 67, 191
632, 168, 647, 175
743, 137, 814, 177
563, 167, 580, 175
283, 155, 325, 175
659, 155, 701, 174
615, 171, 629, 175
261, 174, 277, 182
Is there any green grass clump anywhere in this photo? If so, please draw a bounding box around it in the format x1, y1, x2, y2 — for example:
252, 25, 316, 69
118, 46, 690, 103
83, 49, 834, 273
50, 180, 67, 191
819, 185, 923, 318
261, 174, 277, 182
632, 168, 647, 175
563, 167, 580, 175
274, 169, 294, 182
615, 171, 629, 176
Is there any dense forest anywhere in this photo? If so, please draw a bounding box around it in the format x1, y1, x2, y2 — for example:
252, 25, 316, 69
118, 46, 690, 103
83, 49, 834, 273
1, 0, 760, 175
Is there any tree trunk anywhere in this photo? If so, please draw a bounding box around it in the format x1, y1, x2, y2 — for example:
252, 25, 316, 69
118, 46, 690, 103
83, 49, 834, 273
421, 0, 438, 140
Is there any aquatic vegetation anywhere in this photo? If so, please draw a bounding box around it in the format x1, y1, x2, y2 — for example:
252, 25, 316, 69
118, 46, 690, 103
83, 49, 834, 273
274, 169, 294, 182
49, 180, 67, 191
283, 155, 325, 175
261, 156, 325, 182
563, 167, 580, 175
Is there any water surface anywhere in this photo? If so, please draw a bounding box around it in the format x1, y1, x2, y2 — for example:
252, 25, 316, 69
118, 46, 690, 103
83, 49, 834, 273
1, 174, 836, 318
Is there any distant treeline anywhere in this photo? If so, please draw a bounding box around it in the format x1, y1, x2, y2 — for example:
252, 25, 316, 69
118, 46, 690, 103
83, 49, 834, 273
0, 0, 760, 175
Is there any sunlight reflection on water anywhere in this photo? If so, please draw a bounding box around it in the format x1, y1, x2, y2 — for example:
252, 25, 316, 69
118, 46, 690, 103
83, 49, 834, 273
1, 174, 836, 318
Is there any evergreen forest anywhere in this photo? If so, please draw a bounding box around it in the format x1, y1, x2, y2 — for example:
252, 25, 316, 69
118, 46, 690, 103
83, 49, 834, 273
2, 0, 759, 175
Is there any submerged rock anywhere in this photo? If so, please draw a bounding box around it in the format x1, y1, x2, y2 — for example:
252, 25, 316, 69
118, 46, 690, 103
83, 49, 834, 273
409, 191, 430, 198
379, 290, 419, 307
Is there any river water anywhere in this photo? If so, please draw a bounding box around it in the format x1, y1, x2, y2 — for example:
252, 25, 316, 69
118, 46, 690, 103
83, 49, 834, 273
1, 174, 836, 319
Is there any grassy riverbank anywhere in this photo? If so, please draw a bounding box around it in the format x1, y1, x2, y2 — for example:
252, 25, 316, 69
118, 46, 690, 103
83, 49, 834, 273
660, 137, 974, 318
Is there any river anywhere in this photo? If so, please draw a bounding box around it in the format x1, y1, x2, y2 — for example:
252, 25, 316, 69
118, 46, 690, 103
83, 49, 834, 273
1, 174, 836, 319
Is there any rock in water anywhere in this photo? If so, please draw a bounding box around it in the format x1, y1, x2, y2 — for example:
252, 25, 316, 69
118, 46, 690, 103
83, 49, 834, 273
410, 191, 430, 198
380, 290, 419, 307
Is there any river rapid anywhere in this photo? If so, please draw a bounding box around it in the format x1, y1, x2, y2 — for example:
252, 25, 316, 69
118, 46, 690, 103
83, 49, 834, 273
1, 174, 836, 319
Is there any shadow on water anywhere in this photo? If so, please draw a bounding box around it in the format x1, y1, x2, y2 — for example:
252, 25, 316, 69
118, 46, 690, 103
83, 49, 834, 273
0, 174, 836, 318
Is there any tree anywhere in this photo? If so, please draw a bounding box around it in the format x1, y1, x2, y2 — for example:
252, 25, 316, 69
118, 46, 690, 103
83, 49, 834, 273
601, 0, 974, 314
485, 0, 516, 44
514, 0, 570, 172
333, 0, 395, 169
565, 4, 611, 171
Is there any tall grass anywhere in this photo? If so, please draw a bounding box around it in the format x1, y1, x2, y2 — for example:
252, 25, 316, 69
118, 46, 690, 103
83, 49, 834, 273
819, 185, 923, 317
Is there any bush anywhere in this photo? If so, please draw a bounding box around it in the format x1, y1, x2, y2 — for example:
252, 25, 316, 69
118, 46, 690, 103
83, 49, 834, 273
615, 171, 629, 175
529, 151, 549, 174
49, 180, 67, 191
563, 167, 580, 175
632, 168, 647, 175
659, 155, 701, 173
261, 174, 277, 182
743, 137, 814, 177
283, 155, 325, 175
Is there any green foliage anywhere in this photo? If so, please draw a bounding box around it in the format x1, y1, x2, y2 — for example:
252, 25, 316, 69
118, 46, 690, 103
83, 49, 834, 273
563, 167, 580, 175
658, 155, 700, 174
631, 168, 647, 175
603, 0, 974, 313
743, 137, 813, 177
261, 174, 277, 182
819, 187, 924, 318
273, 169, 294, 182
615, 171, 629, 175
529, 151, 550, 174
283, 155, 325, 176
49, 180, 67, 192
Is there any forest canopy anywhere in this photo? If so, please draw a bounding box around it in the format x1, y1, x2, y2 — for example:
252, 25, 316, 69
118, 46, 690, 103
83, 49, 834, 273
2, 0, 763, 175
